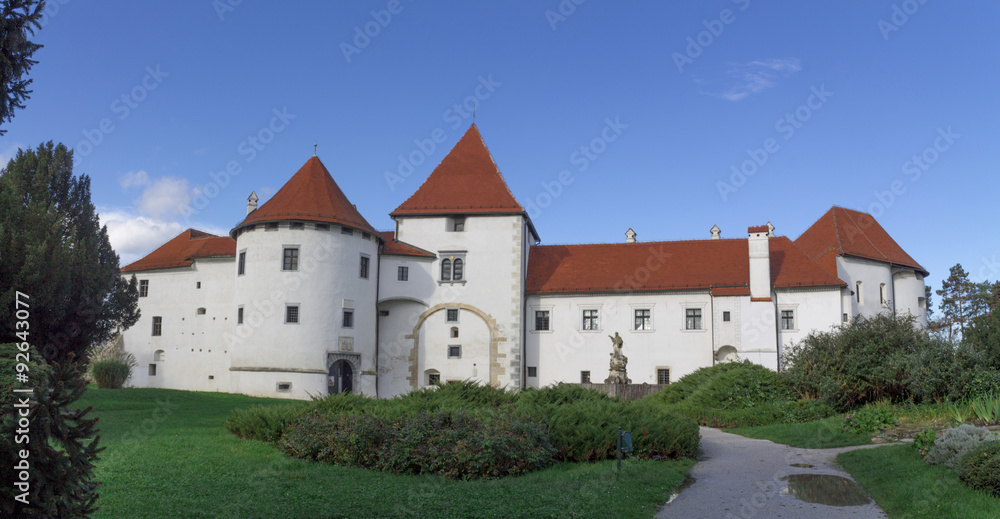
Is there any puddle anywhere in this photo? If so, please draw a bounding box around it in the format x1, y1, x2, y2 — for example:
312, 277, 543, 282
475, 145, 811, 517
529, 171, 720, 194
665, 475, 696, 505
789, 463, 814, 468
780, 474, 872, 506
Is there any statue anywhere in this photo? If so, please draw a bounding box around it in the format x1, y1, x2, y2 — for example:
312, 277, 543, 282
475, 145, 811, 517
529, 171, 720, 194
605, 332, 631, 384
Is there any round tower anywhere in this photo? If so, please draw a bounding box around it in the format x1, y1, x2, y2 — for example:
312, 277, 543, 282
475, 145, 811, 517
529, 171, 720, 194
228, 156, 379, 399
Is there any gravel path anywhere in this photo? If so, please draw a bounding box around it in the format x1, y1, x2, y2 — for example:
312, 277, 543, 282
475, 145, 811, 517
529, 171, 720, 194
656, 427, 893, 519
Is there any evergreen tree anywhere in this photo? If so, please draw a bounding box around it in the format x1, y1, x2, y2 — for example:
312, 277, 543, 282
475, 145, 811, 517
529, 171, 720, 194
966, 306, 1000, 369
936, 264, 973, 341
1, 0, 45, 135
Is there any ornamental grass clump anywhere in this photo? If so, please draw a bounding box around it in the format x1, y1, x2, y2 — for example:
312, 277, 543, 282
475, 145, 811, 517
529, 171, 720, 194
926, 424, 999, 468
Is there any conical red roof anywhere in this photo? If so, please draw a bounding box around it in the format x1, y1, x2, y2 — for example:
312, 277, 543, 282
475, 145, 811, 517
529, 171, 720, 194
235, 156, 376, 233
391, 125, 525, 216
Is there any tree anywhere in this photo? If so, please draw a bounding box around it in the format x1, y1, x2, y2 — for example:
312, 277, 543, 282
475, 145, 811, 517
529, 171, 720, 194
924, 285, 934, 319
0, 142, 140, 365
936, 264, 973, 342
966, 305, 1000, 369
1, 0, 45, 135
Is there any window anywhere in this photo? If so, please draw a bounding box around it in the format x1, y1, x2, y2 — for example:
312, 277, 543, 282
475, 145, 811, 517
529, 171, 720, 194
450, 217, 465, 232
657, 369, 670, 385
439, 254, 467, 282
289, 222, 304, 230
398, 266, 408, 281
450, 327, 459, 338
151, 316, 162, 336
582, 309, 599, 330
634, 309, 651, 330
285, 305, 299, 324
154, 350, 164, 361
244, 224, 256, 232
448, 345, 461, 358
880, 283, 888, 307
139, 280, 148, 297
277, 382, 291, 392
196, 281, 201, 289
843, 313, 849, 322
781, 310, 795, 330
283, 247, 299, 271
359, 256, 370, 279
315, 223, 330, 231
452, 258, 463, 281
428, 373, 441, 385
265, 222, 279, 231
380, 310, 390, 316
238, 251, 246, 275
148, 364, 156, 376
341, 226, 353, 235
856, 281, 863, 304
441, 259, 451, 281
723, 311, 731, 322
362, 232, 371, 240
237, 307, 244, 324
535, 310, 550, 331
446, 308, 459, 322
197, 307, 206, 315
342, 309, 354, 328
580, 371, 591, 383
685, 308, 702, 330
527, 366, 537, 378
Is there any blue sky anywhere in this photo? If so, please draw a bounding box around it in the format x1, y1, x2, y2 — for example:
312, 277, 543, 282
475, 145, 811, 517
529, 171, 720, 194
3, 1, 999, 305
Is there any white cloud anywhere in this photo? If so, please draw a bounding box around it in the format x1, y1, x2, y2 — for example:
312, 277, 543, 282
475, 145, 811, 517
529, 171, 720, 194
0, 143, 24, 170
715, 58, 802, 101
99, 209, 229, 266
119, 169, 150, 189
136, 176, 195, 219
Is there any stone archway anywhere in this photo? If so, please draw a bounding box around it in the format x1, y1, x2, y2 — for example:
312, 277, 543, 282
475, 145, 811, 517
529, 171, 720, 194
404, 303, 506, 390
716, 345, 738, 363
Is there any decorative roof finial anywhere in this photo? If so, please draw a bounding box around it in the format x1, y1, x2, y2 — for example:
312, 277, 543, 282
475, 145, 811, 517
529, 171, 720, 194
313, 143, 317, 157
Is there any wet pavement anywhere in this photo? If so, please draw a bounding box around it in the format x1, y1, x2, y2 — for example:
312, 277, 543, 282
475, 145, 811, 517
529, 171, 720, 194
656, 427, 891, 519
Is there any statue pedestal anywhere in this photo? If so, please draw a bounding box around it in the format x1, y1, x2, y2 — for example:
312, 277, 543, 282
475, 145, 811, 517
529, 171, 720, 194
605, 370, 631, 385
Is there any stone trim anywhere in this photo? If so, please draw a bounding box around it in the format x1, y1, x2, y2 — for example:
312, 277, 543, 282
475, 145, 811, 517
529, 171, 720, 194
405, 302, 505, 390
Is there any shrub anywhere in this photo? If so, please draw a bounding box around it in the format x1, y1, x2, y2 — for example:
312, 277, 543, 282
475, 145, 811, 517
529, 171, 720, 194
957, 440, 1000, 497
926, 424, 999, 468
912, 429, 937, 458
86, 333, 136, 386
225, 402, 311, 442
843, 400, 897, 434
963, 369, 1000, 401
0, 343, 48, 409
89, 358, 132, 389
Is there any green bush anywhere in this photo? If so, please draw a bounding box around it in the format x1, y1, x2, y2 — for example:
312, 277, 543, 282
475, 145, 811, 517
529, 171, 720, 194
279, 409, 556, 479
957, 440, 1000, 496
926, 424, 999, 468
89, 358, 132, 389
843, 400, 897, 434
0, 343, 48, 409
912, 429, 938, 458
225, 402, 311, 442
963, 369, 1000, 401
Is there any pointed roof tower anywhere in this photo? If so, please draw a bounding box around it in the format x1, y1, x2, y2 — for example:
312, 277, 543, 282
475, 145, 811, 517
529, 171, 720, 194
232, 156, 377, 236
391, 125, 527, 217
794, 206, 928, 276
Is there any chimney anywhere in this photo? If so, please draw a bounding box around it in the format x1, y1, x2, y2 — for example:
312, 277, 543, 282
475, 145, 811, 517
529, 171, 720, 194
747, 225, 771, 299
246, 191, 258, 216
625, 228, 637, 243
710, 225, 721, 240
766, 221, 775, 237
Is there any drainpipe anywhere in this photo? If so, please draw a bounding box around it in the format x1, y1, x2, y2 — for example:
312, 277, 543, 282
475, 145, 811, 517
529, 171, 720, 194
773, 289, 781, 373
374, 246, 382, 399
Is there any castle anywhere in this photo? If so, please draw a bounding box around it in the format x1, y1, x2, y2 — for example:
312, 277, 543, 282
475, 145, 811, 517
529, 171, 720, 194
120, 125, 929, 399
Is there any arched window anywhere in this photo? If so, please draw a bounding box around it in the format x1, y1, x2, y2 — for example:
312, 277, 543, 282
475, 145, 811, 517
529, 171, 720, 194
452, 258, 463, 281
154, 350, 165, 362
451, 327, 459, 338
441, 259, 451, 281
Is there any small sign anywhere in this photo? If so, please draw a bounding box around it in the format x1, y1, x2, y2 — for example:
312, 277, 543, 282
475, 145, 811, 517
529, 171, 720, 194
622, 431, 633, 453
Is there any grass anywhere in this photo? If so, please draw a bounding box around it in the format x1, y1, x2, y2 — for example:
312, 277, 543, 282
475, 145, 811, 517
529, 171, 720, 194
76, 387, 693, 518
725, 416, 872, 448
839, 444, 999, 518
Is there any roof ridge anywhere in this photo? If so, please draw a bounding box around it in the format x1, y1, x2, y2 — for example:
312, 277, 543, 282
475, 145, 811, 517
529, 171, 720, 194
534, 237, 751, 248
838, 207, 890, 263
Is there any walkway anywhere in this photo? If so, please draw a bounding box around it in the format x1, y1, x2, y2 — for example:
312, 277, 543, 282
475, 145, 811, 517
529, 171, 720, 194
656, 427, 891, 519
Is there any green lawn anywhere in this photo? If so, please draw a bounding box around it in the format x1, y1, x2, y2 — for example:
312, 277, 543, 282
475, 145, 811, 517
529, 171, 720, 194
838, 444, 999, 518
725, 416, 872, 448
76, 387, 693, 518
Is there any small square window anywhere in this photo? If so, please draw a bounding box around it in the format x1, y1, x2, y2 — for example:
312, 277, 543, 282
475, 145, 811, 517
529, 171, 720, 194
428, 373, 441, 385
580, 371, 591, 383
657, 368, 670, 385
148, 364, 156, 376
781, 310, 795, 330
582, 309, 599, 330
448, 345, 461, 359
289, 222, 304, 230
450, 327, 459, 338
535, 310, 550, 331
196, 307, 206, 315
315, 223, 330, 231
283, 248, 299, 271
238, 251, 246, 275
360, 256, 370, 279
342, 309, 354, 328
362, 232, 371, 240
450, 217, 465, 232
152, 316, 162, 336
398, 266, 408, 281
237, 307, 244, 324
685, 309, 702, 330
341, 226, 353, 235
723, 311, 731, 322
446, 308, 459, 322
196, 281, 202, 289
139, 280, 149, 297
527, 366, 537, 378
285, 305, 299, 324
843, 313, 849, 322
276, 382, 292, 392
379, 310, 390, 317
634, 309, 651, 330
265, 222, 279, 231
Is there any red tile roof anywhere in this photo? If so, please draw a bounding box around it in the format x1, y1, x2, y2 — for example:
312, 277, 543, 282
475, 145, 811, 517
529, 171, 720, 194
526, 236, 845, 295
391, 125, 526, 217
234, 156, 376, 234
748, 225, 769, 234
794, 206, 927, 276
711, 286, 751, 297
121, 229, 235, 273
378, 231, 435, 258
